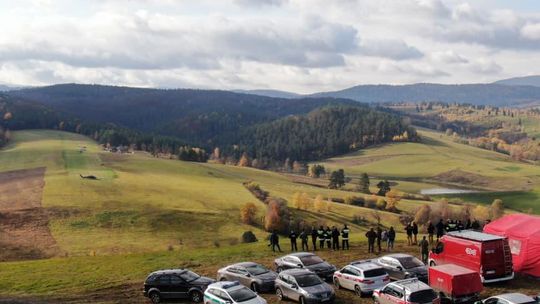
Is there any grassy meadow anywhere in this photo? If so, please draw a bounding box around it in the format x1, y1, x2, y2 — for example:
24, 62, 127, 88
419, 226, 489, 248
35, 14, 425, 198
0, 129, 538, 303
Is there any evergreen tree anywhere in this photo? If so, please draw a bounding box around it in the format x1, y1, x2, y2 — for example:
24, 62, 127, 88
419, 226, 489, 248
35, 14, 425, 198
376, 180, 391, 196
328, 169, 345, 189
357, 173, 370, 194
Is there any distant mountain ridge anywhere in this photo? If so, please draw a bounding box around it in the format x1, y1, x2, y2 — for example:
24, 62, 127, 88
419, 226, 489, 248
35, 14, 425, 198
309, 83, 540, 106
494, 75, 540, 87
233, 89, 301, 99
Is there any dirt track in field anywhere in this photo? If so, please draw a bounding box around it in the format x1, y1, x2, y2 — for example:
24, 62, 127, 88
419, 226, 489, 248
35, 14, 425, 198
0, 167, 59, 261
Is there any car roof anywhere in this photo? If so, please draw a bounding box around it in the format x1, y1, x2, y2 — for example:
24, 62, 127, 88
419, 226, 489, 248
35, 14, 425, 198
286, 252, 315, 258
493, 293, 537, 303
148, 269, 187, 276
229, 262, 258, 268
392, 278, 431, 293
281, 268, 314, 276
349, 261, 383, 271
447, 230, 505, 242
384, 253, 412, 259
210, 281, 245, 292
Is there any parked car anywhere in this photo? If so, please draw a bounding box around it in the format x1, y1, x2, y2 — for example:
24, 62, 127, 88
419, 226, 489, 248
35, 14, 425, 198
375, 254, 428, 282
275, 269, 335, 304
373, 278, 440, 304
143, 269, 215, 303
429, 264, 483, 303
204, 281, 267, 304
274, 252, 337, 280
217, 262, 277, 292
476, 293, 540, 304
333, 260, 390, 296
429, 230, 514, 283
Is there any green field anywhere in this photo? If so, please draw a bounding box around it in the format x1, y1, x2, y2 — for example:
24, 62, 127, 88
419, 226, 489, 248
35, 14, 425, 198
0, 129, 538, 303
322, 129, 540, 213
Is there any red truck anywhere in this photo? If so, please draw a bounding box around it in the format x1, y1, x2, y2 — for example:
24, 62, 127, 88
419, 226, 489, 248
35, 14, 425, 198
429, 230, 514, 283
428, 264, 483, 303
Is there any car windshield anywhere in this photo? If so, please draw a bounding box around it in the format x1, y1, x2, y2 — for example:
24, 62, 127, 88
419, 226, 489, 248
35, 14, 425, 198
246, 264, 269, 276
364, 268, 387, 278
409, 290, 437, 303
295, 274, 323, 287
397, 257, 424, 269
179, 270, 200, 282
229, 287, 257, 302
300, 255, 324, 266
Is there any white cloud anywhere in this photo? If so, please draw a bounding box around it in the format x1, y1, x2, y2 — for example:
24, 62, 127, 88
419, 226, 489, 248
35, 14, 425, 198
521, 23, 540, 40
0, 0, 540, 92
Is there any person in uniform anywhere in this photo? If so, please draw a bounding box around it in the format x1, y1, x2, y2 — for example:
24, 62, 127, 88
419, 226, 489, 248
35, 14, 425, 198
299, 229, 309, 251
419, 236, 430, 264
289, 230, 298, 252
341, 224, 350, 250
331, 226, 340, 250
325, 226, 332, 249
311, 226, 318, 251
318, 226, 325, 249
365, 228, 377, 253
270, 230, 282, 252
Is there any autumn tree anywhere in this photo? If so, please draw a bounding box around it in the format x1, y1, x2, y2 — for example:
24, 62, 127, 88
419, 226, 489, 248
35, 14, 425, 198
376, 197, 387, 210
240, 202, 258, 225
238, 152, 250, 167
264, 198, 290, 233
491, 199, 504, 220
308, 164, 326, 178
357, 173, 370, 194
414, 205, 432, 226
301, 192, 312, 210
291, 192, 302, 209
385, 189, 401, 212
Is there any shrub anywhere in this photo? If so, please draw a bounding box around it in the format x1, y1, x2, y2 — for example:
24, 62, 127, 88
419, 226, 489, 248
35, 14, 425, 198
344, 196, 364, 206
240, 202, 258, 225
376, 198, 387, 210
242, 231, 258, 243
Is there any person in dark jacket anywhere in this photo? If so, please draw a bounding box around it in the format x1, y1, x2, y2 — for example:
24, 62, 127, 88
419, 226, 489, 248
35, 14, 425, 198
376, 226, 382, 253
457, 220, 465, 231
341, 224, 350, 250
331, 226, 340, 250
299, 229, 309, 251
311, 226, 318, 251
427, 221, 435, 244
270, 230, 282, 252
419, 236, 430, 264
289, 230, 298, 252
325, 226, 332, 249
318, 226, 325, 249
406, 223, 413, 246
471, 219, 481, 231
365, 228, 377, 253
412, 221, 419, 245
436, 219, 445, 240
387, 226, 396, 251
465, 219, 472, 230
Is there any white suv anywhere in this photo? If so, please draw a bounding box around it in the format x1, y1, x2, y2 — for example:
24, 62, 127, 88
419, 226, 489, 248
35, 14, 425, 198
373, 278, 440, 304
333, 260, 390, 296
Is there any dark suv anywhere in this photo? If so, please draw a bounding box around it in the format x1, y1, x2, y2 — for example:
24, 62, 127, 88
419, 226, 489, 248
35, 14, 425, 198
143, 269, 215, 303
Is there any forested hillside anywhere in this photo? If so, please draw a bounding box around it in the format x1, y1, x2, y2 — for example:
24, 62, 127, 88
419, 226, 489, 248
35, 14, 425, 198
5, 84, 415, 165
236, 106, 415, 162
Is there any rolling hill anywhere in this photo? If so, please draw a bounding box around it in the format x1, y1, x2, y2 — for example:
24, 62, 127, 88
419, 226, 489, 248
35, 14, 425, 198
310, 83, 540, 106
494, 75, 540, 87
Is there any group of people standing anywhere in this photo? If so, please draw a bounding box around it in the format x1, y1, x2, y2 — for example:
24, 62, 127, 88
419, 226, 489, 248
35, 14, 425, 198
268, 224, 351, 252
364, 226, 396, 253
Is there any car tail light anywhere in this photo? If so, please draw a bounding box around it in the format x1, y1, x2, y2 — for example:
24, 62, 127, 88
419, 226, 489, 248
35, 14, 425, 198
355, 278, 374, 284
383, 276, 390, 282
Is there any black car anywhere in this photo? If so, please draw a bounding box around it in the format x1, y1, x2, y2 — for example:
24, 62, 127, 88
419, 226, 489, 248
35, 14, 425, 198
274, 252, 337, 281
374, 254, 428, 282
143, 269, 215, 303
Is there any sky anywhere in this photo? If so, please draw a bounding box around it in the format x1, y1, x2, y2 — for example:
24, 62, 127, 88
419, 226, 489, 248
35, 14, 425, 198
1, 0, 540, 93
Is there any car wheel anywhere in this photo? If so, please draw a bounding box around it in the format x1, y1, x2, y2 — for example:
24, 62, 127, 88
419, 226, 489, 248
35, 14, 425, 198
430, 261, 436, 267
149, 291, 161, 304
354, 285, 363, 297
333, 278, 341, 289
250, 283, 259, 292
300, 296, 306, 304
277, 266, 284, 273
276, 288, 285, 301
190, 290, 203, 303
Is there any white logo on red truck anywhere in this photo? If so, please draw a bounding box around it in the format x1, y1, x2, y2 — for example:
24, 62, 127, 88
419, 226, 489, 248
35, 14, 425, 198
465, 248, 477, 256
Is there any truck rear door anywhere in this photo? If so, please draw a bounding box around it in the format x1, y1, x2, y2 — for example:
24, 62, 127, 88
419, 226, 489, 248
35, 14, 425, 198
481, 240, 512, 280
